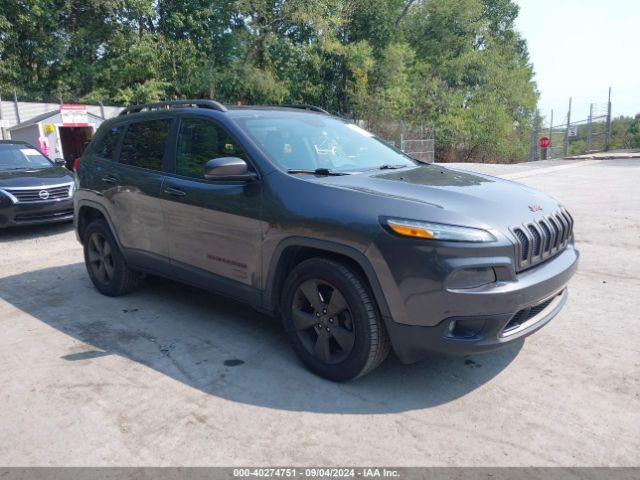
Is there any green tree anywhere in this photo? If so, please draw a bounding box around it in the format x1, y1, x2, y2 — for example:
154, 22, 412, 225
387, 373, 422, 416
0, 0, 540, 162
0, 0, 66, 99
403, 0, 536, 161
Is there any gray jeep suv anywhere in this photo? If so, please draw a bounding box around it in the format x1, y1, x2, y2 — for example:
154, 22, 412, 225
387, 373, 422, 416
75, 100, 579, 381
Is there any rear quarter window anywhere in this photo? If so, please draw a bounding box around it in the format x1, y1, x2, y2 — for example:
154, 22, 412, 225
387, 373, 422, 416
91, 125, 124, 160
119, 119, 172, 171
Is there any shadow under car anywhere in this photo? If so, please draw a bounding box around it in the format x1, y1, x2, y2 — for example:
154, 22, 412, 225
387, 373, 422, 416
0, 263, 523, 414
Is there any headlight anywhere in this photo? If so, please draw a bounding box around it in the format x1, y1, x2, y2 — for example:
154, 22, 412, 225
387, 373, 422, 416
0, 189, 18, 204
385, 218, 496, 242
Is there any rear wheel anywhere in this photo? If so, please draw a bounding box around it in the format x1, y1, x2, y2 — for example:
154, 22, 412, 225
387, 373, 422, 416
83, 219, 143, 296
281, 258, 390, 381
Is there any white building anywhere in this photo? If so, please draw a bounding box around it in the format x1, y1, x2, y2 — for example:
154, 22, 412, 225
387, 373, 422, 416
0, 100, 122, 165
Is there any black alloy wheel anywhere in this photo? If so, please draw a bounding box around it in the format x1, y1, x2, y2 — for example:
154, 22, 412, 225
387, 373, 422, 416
291, 278, 356, 364
281, 257, 390, 381
87, 232, 115, 285
83, 219, 143, 296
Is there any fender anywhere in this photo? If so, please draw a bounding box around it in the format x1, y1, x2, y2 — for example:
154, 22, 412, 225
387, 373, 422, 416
75, 198, 123, 248
262, 236, 392, 320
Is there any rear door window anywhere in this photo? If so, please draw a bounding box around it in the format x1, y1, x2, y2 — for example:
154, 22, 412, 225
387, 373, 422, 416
119, 119, 172, 171
92, 125, 123, 160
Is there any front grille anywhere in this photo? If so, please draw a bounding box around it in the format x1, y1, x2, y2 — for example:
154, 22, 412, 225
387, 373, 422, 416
5, 184, 72, 203
14, 209, 74, 223
511, 208, 573, 271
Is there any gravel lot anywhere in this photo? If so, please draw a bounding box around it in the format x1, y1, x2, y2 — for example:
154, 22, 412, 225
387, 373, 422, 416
1, 159, 639, 466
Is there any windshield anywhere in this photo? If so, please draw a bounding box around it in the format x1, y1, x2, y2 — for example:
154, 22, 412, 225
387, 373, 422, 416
235, 115, 416, 173
0, 145, 52, 170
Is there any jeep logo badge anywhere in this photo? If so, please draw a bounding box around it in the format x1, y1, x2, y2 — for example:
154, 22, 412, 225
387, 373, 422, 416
38, 190, 50, 200
528, 204, 543, 212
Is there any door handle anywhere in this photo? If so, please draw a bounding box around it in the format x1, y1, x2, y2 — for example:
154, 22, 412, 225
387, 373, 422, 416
101, 175, 119, 184
163, 186, 187, 197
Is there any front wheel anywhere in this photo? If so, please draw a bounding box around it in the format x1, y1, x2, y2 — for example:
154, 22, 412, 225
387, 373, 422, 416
280, 258, 390, 381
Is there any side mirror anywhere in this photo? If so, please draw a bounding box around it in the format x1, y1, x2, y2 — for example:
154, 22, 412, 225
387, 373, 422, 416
204, 157, 257, 181
53, 158, 66, 167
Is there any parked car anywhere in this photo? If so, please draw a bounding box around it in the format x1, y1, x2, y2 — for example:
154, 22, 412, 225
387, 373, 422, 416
0, 140, 75, 228
74, 100, 578, 381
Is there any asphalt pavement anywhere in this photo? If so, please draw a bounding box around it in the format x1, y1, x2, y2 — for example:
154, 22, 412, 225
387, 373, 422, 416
0, 159, 638, 466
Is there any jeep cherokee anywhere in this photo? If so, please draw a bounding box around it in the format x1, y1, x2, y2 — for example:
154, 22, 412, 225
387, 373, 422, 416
74, 100, 579, 381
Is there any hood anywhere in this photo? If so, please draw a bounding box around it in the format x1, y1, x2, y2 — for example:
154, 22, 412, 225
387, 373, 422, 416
306, 164, 562, 232
0, 166, 74, 189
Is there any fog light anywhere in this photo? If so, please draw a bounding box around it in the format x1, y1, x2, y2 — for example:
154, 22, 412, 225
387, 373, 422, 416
448, 267, 496, 289
447, 318, 486, 339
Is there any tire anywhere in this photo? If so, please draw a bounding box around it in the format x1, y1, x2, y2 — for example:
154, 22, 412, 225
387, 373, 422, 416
82, 219, 143, 296
280, 257, 390, 381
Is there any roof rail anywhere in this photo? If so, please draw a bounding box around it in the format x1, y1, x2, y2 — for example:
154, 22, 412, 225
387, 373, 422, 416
279, 104, 330, 115
119, 99, 227, 116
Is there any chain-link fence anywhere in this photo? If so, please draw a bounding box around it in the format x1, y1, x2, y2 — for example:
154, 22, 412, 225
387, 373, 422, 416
530, 91, 613, 160
358, 119, 435, 163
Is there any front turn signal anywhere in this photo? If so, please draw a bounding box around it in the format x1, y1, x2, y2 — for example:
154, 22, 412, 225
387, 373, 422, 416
387, 222, 435, 239
385, 218, 496, 243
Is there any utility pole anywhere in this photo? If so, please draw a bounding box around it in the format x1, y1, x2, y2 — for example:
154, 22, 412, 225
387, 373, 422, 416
0, 92, 4, 140
587, 103, 594, 152
605, 87, 612, 151
547, 109, 553, 158
564, 97, 572, 157
542, 109, 553, 160
530, 109, 540, 161
13, 90, 20, 124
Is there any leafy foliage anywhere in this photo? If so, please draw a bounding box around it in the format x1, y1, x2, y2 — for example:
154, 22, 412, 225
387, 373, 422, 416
0, 0, 538, 161
610, 115, 640, 150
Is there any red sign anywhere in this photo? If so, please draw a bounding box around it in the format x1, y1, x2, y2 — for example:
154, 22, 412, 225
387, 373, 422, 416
60, 103, 88, 126
538, 136, 551, 149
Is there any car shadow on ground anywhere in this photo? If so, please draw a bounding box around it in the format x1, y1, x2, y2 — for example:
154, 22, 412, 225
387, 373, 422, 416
0, 262, 523, 414
0, 221, 74, 242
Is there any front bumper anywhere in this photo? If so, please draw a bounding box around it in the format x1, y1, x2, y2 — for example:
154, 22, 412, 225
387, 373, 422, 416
0, 197, 74, 227
374, 241, 579, 363
386, 287, 569, 363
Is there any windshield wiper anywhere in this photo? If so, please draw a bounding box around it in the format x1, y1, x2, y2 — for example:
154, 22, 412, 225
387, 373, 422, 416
287, 168, 349, 176
378, 164, 410, 170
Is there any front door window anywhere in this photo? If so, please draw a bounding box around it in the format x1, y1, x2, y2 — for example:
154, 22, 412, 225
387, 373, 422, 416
176, 118, 246, 179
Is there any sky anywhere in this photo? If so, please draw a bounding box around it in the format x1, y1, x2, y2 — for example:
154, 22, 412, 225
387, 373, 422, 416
514, 0, 640, 123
